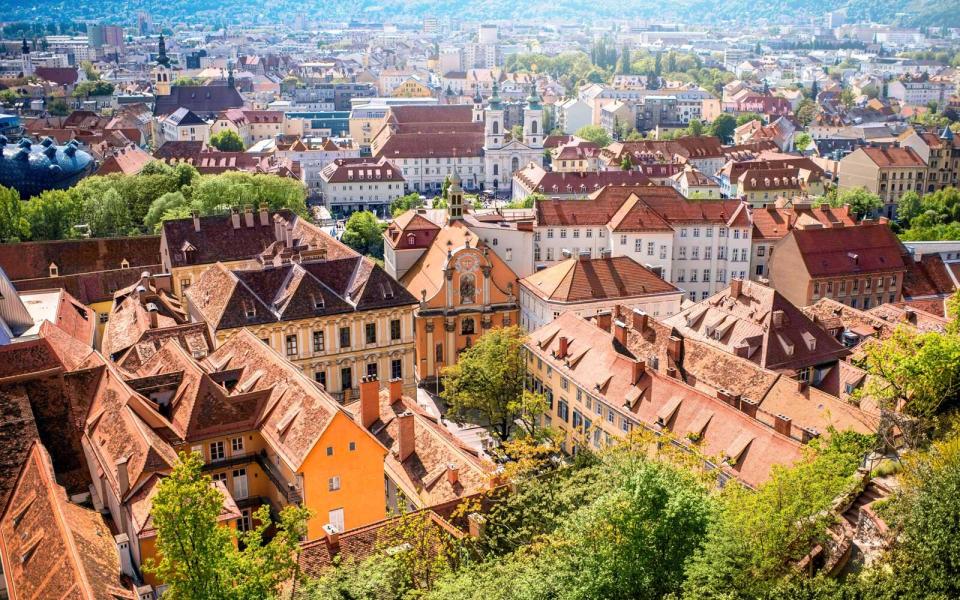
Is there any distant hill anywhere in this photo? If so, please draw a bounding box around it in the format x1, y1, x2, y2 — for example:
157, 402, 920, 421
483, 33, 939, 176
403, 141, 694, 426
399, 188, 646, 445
3, 0, 957, 28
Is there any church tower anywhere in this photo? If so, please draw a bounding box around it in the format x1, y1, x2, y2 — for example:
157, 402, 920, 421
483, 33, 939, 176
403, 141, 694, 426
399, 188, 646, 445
227, 60, 235, 88
484, 81, 504, 151
448, 168, 464, 221
471, 85, 484, 123
523, 83, 543, 149
20, 39, 33, 77
151, 34, 172, 96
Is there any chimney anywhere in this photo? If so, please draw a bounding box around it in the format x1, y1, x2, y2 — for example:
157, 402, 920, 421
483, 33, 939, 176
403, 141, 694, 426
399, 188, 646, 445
666, 366, 678, 378
285, 223, 295, 248
323, 523, 341, 552
631, 308, 648, 332
771, 310, 785, 329
902, 307, 916, 323
796, 377, 807, 392
446, 463, 459, 485
468, 512, 486, 538
259, 203, 269, 226
739, 398, 758, 418
667, 336, 682, 362
632, 359, 646, 384
773, 414, 792, 437
359, 375, 380, 429
730, 278, 742, 298
596, 312, 612, 332
398, 411, 415, 462
231, 207, 241, 229
116, 456, 130, 496
136, 585, 155, 600
388, 377, 403, 403
146, 302, 159, 329
192, 211, 201, 232
613, 319, 628, 345
800, 427, 820, 444
557, 336, 569, 359
114, 533, 135, 579
244, 205, 254, 227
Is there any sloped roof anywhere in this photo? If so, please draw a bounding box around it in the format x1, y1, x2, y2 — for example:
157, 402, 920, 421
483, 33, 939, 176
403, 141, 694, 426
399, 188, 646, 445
520, 256, 679, 303
790, 223, 906, 278
153, 85, 244, 117
0, 237, 161, 282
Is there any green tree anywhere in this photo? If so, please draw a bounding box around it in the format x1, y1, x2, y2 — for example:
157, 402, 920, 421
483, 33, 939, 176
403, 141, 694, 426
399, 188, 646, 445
620, 153, 634, 170
144, 452, 310, 600
686, 118, 704, 137
144, 191, 193, 231
341, 210, 385, 259
574, 125, 612, 147
440, 325, 528, 441
390, 192, 424, 218
509, 124, 524, 141
736, 112, 764, 126
84, 187, 130, 237
0, 185, 29, 242
796, 98, 819, 127
794, 132, 812, 152
24, 189, 79, 240
48, 98, 69, 116
618, 45, 631, 75
71, 80, 114, 97
80, 60, 100, 80
209, 129, 245, 152
825, 187, 883, 220
0, 88, 21, 106
840, 88, 856, 109
897, 190, 923, 224
708, 114, 737, 143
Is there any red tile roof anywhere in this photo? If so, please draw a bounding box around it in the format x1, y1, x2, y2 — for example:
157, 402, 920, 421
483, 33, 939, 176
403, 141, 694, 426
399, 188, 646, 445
751, 204, 856, 241
790, 224, 907, 278
0, 237, 161, 282
860, 146, 926, 168
520, 256, 679, 302
320, 157, 404, 183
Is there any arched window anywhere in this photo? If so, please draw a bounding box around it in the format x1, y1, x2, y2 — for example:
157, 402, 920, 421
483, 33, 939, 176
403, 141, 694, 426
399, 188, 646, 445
492, 120, 499, 134
511, 157, 519, 172
531, 120, 538, 134
460, 273, 476, 304
493, 164, 499, 176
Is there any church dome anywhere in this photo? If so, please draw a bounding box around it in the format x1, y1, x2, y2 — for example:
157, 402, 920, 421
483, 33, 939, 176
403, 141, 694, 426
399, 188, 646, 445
0, 137, 94, 199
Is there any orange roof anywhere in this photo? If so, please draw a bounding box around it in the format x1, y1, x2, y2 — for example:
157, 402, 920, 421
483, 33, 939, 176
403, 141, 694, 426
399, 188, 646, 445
520, 256, 679, 303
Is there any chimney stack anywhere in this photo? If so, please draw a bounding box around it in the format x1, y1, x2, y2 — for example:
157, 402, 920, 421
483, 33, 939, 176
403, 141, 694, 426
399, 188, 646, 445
800, 427, 820, 444
231, 207, 241, 229
192, 211, 201, 232
468, 512, 486, 538
388, 377, 403, 403
772, 310, 785, 329
596, 312, 612, 332
632, 359, 646, 385
116, 456, 130, 496
115, 534, 135, 579
631, 308, 648, 332
557, 336, 569, 359
146, 302, 159, 329
285, 223, 295, 248
446, 463, 459, 485
730, 278, 742, 298
773, 414, 792, 437
244, 205, 254, 227
613, 320, 628, 345
667, 336, 682, 362
259, 203, 269, 226
359, 375, 380, 429
323, 523, 340, 552
739, 398, 758, 418
398, 411, 415, 462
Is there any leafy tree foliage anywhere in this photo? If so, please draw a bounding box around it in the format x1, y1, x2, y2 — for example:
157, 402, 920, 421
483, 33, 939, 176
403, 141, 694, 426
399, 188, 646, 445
736, 112, 765, 126
573, 125, 612, 147
71, 80, 115, 97
144, 452, 310, 600
440, 325, 528, 441
390, 192, 424, 217
209, 129, 245, 151
821, 187, 883, 220
708, 114, 737, 143
898, 187, 960, 239
0, 185, 29, 241
341, 210, 384, 258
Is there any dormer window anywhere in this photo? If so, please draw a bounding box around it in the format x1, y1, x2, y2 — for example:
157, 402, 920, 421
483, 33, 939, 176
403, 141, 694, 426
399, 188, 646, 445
407, 233, 416, 245
120, 259, 130, 269
312, 294, 325, 309
49, 263, 58, 277
243, 301, 256, 319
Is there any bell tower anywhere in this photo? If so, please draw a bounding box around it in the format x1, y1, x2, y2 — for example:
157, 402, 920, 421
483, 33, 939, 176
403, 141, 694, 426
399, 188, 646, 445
448, 168, 464, 221
484, 81, 504, 151
523, 83, 544, 149
152, 34, 172, 96
20, 38, 33, 77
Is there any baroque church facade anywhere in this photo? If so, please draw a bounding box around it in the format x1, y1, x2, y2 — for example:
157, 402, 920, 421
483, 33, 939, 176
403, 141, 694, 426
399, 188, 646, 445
480, 82, 544, 191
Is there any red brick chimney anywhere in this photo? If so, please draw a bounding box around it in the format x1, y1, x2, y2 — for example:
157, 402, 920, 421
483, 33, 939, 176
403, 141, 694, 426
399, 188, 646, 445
667, 336, 682, 362
359, 375, 380, 429
557, 336, 569, 359
596, 312, 612, 332
739, 398, 758, 418
773, 414, 792, 437
730, 278, 742, 298
446, 463, 459, 485
398, 412, 415, 461
388, 377, 403, 403
631, 308, 648, 332
614, 319, 628, 345
632, 359, 646, 384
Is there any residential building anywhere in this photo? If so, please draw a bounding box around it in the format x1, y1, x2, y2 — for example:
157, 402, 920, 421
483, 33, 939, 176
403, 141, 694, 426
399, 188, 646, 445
767, 223, 907, 310
159, 207, 356, 301
887, 76, 955, 107
669, 165, 721, 199
462, 211, 536, 278
526, 310, 806, 488
838, 146, 927, 218
160, 107, 209, 143
519, 255, 683, 331
665, 279, 849, 384
750, 202, 857, 280
512, 164, 653, 200
554, 98, 592, 134
898, 127, 960, 193
152, 85, 244, 119
318, 157, 405, 218
185, 253, 418, 400
550, 138, 602, 173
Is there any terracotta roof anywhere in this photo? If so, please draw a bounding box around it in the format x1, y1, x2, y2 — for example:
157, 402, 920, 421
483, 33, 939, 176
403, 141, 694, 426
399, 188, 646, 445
751, 204, 856, 241
101, 273, 190, 360
34, 66, 80, 86
0, 237, 161, 282
529, 311, 805, 488
187, 256, 415, 332
98, 145, 154, 175
320, 157, 404, 183
515, 164, 652, 195
11, 265, 163, 305
0, 441, 134, 600
790, 224, 906, 278
534, 185, 638, 226
387, 105, 474, 124
859, 146, 926, 168
901, 253, 956, 299
161, 210, 355, 269
738, 167, 809, 191
520, 256, 679, 303
665, 279, 849, 372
